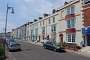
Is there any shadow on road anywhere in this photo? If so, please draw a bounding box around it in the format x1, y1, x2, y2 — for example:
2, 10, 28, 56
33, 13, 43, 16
58, 50, 66, 53
9, 49, 22, 52
44, 48, 66, 53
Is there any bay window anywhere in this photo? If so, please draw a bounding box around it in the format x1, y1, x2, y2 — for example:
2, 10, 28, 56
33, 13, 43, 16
42, 27, 45, 33
67, 18, 75, 28
67, 20, 71, 28
51, 24, 56, 32
48, 18, 51, 24
67, 7, 71, 15
66, 6, 75, 15
71, 6, 75, 14
66, 33, 76, 43
53, 16, 55, 23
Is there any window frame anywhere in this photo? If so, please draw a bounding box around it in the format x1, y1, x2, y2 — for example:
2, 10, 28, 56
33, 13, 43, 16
71, 6, 75, 14
40, 21, 42, 26
53, 16, 55, 23
66, 6, 75, 15
43, 20, 44, 25
48, 18, 51, 24
67, 7, 71, 15
42, 27, 45, 33
67, 18, 75, 28
66, 33, 76, 43
51, 24, 56, 32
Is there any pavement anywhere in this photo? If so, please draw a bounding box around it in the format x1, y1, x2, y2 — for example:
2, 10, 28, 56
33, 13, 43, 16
5, 47, 16, 60
5, 41, 90, 60
78, 46, 90, 58
61, 47, 90, 58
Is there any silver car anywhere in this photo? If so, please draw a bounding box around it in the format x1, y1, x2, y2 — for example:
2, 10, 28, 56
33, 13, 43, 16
7, 39, 21, 51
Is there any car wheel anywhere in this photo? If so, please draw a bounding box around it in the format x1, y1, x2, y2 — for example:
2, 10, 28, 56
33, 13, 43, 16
9, 49, 12, 52
18, 49, 21, 51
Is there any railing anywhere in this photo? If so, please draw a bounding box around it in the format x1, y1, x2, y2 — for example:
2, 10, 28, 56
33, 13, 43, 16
63, 42, 81, 51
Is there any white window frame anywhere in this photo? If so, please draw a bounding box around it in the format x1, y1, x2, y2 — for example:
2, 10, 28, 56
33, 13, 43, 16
53, 16, 55, 23
51, 24, 56, 32
67, 18, 75, 28
48, 18, 51, 24
67, 7, 70, 15
66, 6, 75, 15
71, 6, 75, 14
66, 33, 76, 43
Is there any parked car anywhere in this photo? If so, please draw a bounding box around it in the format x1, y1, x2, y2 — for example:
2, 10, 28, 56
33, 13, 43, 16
43, 41, 64, 52
41, 38, 49, 44
7, 39, 21, 51
5, 38, 10, 45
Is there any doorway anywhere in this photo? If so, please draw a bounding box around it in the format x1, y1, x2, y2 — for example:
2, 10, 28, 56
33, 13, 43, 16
59, 33, 63, 45
86, 35, 90, 46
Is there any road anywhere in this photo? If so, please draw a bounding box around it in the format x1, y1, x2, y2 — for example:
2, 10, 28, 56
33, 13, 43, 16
9, 42, 90, 60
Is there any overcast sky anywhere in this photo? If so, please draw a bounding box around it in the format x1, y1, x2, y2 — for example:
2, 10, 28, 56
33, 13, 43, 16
0, 0, 70, 33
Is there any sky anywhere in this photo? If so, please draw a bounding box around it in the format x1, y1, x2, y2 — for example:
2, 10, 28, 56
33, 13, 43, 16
0, 0, 70, 33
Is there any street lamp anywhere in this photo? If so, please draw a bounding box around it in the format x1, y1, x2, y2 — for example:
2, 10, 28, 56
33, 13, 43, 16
5, 4, 14, 37
4, 4, 14, 59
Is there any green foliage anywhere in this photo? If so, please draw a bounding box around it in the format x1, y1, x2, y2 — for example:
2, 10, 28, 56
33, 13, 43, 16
0, 44, 4, 56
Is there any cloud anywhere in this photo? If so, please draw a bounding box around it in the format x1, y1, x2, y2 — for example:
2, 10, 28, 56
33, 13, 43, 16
7, 23, 17, 32
21, 0, 54, 17
0, 15, 16, 33
0, 15, 5, 32
20, 0, 68, 18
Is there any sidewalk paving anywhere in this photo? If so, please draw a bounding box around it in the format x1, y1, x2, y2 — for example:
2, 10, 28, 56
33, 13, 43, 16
65, 46, 90, 58
78, 46, 90, 58
5, 48, 16, 60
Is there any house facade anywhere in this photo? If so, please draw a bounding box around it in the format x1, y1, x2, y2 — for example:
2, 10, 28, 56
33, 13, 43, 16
12, 0, 90, 47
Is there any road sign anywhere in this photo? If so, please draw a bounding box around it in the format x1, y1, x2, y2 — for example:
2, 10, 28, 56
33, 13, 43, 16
82, 26, 90, 35
85, 27, 90, 35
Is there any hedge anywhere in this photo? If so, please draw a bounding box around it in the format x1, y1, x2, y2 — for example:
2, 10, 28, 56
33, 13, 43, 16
0, 44, 5, 60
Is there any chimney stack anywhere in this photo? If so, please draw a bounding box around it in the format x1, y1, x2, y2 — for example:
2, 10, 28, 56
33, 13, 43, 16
39, 17, 43, 19
43, 13, 49, 17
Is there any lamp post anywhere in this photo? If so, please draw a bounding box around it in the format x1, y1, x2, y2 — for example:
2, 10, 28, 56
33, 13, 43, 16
4, 4, 14, 58
5, 4, 14, 38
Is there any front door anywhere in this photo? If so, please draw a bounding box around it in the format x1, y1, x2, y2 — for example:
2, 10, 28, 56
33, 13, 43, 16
87, 35, 90, 46
59, 34, 63, 46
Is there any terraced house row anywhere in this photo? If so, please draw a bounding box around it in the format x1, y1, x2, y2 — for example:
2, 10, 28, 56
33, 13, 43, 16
11, 0, 90, 48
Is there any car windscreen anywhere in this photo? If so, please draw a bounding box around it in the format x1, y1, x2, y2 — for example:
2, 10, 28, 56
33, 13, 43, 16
46, 42, 53, 45
11, 44, 20, 47
10, 39, 15, 42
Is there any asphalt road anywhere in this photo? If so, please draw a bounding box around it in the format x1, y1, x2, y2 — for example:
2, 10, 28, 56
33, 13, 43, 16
9, 42, 90, 60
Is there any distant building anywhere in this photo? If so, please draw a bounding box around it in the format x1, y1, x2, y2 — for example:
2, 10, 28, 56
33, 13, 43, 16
0, 33, 5, 38
0, 32, 12, 38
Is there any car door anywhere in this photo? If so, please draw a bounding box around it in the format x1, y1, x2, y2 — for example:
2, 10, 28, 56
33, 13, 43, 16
48, 42, 54, 49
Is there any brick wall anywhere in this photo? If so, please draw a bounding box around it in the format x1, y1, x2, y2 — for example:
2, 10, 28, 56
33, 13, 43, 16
83, 5, 90, 26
